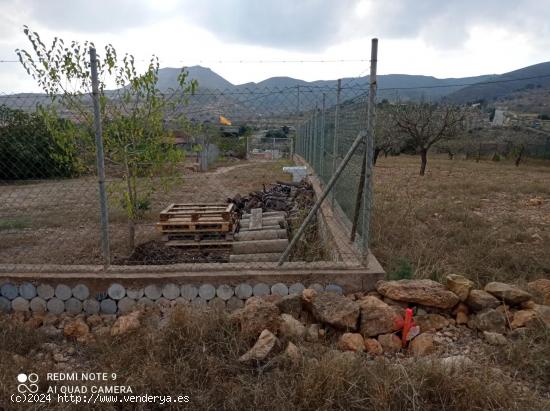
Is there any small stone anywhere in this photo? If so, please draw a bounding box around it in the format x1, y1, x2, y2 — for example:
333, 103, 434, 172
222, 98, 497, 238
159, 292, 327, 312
0, 283, 18, 300
136, 297, 154, 307
253, 283, 270, 297
19, 283, 37, 300
111, 311, 140, 336
452, 302, 469, 315
86, 314, 102, 327
235, 283, 253, 299
239, 329, 279, 362
100, 299, 117, 314
279, 313, 306, 339
325, 284, 343, 295
308, 283, 324, 293
82, 299, 100, 315
445, 274, 474, 301
64, 298, 82, 315
510, 309, 537, 329
29, 297, 47, 313
0, 296, 10, 313
174, 297, 188, 305
107, 284, 126, 300
37, 284, 55, 300
208, 297, 226, 310
12, 297, 29, 312
440, 355, 474, 371
26, 316, 43, 329
288, 283, 305, 295
144, 284, 162, 300
302, 288, 317, 303
378, 333, 402, 352
162, 283, 180, 300
198, 284, 216, 300
180, 284, 198, 301
276, 294, 302, 317
216, 284, 234, 301
484, 282, 532, 305
409, 333, 435, 356
155, 297, 170, 307
364, 338, 383, 355
466, 290, 500, 312
117, 297, 136, 314
483, 331, 507, 346
271, 283, 289, 297
226, 296, 244, 311
520, 300, 536, 310
126, 288, 144, 299
47, 298, 65, 314
338, 333, 365, 352
475, 309, 506, 333
55, 284, 72, 301
72, 284, 90, 301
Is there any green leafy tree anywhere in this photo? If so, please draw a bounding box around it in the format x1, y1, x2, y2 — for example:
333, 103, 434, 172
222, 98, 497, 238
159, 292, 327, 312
16, 27, 197, 249
0, 105, 83, 179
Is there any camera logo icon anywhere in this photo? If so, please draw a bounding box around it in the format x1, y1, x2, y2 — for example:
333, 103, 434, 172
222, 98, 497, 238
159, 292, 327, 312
17, 373, 39, 393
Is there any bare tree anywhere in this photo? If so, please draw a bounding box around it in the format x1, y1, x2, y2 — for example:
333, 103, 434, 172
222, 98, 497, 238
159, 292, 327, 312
374, 105, 405, 165
390, 103, 465, 175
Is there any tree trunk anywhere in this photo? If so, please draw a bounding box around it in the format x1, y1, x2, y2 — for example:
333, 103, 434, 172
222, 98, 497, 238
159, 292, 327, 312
515, 145, 525, 167
419, 149, 428, 176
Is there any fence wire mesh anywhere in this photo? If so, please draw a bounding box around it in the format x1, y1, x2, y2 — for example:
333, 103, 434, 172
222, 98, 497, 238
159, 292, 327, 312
0, 72, 372, 267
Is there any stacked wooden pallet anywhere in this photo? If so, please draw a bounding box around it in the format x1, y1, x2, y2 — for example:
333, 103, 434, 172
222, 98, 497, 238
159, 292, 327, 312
157, 203, 236, 248
229, 208, 289, 262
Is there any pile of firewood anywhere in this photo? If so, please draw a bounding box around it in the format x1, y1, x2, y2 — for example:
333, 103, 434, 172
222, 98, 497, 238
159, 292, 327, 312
227, 180, 314, 215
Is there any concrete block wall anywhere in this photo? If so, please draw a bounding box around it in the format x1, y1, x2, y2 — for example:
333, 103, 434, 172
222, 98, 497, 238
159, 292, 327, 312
0, 280, 345, 315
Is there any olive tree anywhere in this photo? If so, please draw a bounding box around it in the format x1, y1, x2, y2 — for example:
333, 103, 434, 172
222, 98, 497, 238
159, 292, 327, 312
390, 103, 465, 175
16, 27, 197, 249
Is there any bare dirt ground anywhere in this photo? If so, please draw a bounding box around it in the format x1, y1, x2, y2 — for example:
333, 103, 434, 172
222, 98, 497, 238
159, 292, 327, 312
0, 159, 293, 265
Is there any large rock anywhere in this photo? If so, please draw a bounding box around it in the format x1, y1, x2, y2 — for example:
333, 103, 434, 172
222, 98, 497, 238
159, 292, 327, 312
377, 333, 402, 352
445, 275, 474, 301
409, 333, 435, 356
279, 314, 306, 339
276, 294, 302, 317
306, 292, 360, 331
414, 314, 450, 332
358, 296, 403, 337
527, 279, 550, 305
338, 333, 365, 352
111, 311, 141, 336
376, 280, 459, 309
484, 282, 532, 305
465, 290, 500, 312
63, 319, 90, 341
475, 309, 506, 334
233, 297, 280, 336
511, 306, 550, 329
239, 329, 279, 362
283, 341, 302, 365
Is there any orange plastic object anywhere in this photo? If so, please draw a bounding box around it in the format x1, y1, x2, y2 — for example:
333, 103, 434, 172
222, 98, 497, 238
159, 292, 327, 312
401, 308, 414, 347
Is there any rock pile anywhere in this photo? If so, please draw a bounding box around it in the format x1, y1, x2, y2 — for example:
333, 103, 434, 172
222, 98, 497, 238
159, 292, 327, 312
232, 276, 550, 361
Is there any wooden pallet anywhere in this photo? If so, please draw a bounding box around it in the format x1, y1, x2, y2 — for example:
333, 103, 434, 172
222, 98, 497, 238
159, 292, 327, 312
157, 220, 232, 233
165, 239, 233, 249
160, 203, 235, 222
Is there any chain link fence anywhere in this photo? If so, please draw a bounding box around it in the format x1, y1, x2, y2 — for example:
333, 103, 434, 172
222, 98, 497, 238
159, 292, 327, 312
0, 67, 371, 268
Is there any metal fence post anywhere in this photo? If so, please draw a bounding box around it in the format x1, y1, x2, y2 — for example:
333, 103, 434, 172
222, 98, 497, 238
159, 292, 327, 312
361, 38, 378, 264
320, 93, 326, 181
89, 47, 110, 268
331, 79, 342, 208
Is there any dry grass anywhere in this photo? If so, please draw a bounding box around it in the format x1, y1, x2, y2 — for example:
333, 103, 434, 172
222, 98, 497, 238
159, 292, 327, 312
372, 154, 550, 285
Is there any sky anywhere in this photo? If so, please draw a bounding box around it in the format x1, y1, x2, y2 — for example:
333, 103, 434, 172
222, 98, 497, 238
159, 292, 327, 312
0, 0, 549, 93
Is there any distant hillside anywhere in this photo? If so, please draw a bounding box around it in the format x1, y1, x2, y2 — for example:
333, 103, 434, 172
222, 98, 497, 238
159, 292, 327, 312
157, 66, 234, 90
447, 62, 550, 104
